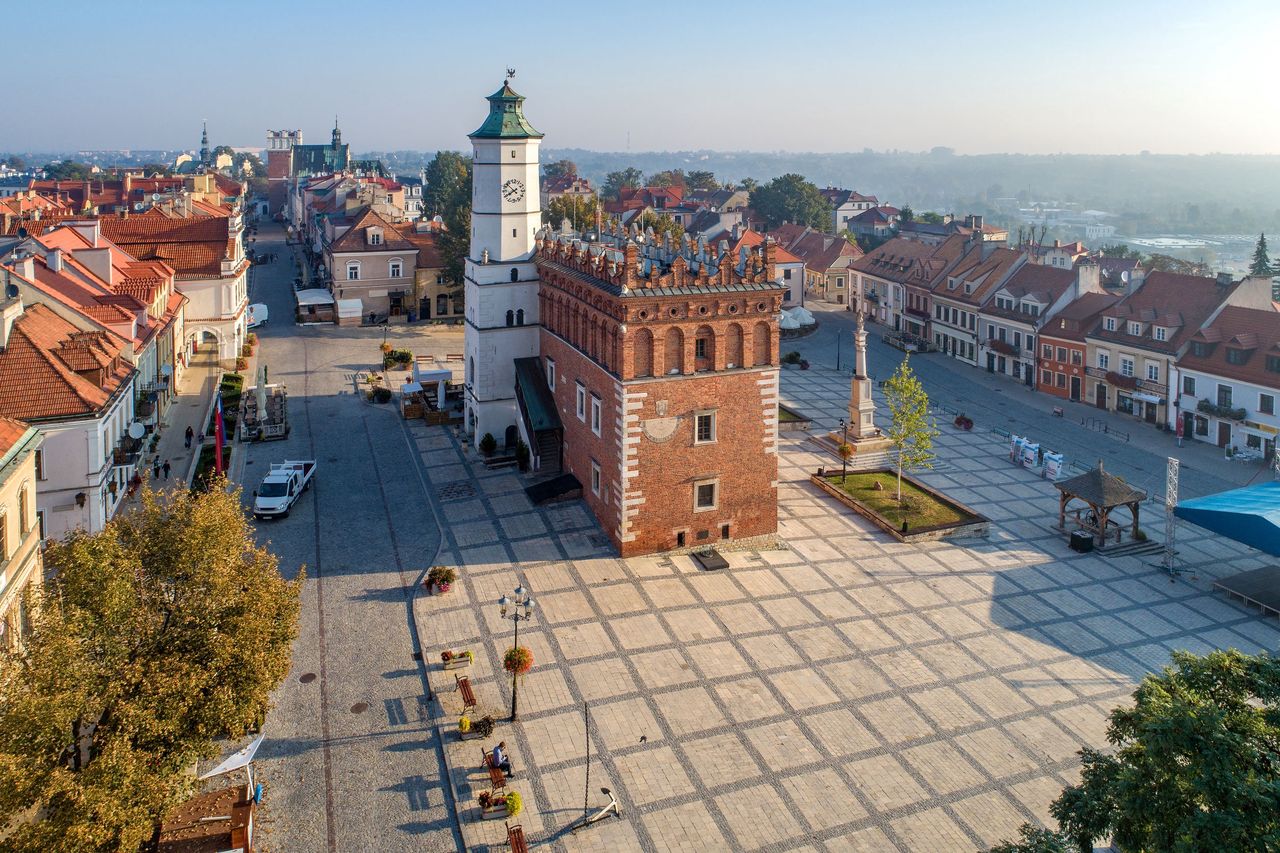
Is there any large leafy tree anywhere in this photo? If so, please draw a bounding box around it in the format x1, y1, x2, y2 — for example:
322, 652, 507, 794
898, 205, 914, 223
882, 355, 936, 502
634, 210, 684, 244
989, 650, 1280, 853
1097, 242, 1143, 260
750, 173, 831, 230
424, 151, 473, 290
1146, 253, 1210, 276
542, 159, 577, 182
601, 167, 644, 200
686, 170, 719, 190
0, 486, 302, 852
544, 193, 600, 232
42, 161, 95, 181
1250, 233, 1273, 275
646, 169, 686, 188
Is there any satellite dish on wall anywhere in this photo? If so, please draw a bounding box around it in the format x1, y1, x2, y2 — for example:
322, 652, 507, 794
4, 283, 17, 299
128, 422, 146, 439
1120, 271, 1130, 283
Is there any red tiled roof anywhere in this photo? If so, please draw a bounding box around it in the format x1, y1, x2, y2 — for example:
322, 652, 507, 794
0, 416, 33, 457
1039, 292, 1121, 343
1092, 271, 1239, 354
1177, 306, 1280, 387
403, 228, 443, 269
327, 208, 415, 253
0, 304, 132, 421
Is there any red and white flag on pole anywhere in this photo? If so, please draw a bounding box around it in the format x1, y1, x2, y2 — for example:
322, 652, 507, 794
214, 390, 225, 476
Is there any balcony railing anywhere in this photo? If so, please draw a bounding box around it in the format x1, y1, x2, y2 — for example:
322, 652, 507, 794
1198, 398, 1246, 421
1105, 370, 1139, 390
987, 338, 1020, 357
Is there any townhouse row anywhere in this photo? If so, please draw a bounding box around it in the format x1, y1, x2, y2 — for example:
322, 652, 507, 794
852, 234, 1280, 457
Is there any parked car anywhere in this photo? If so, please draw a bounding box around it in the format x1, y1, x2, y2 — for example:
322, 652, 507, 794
247, 303, 269, 329
252, 460, 315, 519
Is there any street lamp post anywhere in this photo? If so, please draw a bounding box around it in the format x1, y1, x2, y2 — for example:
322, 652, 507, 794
498, 585, 536, 722
839, 418, 849, 479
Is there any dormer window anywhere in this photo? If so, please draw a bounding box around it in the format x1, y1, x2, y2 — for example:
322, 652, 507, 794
1268, 355, 1280, 373
1226, 348, 1249, 365
1154, 327, 1166, 342
368, 227, 383, 246
1128, 322, 1142, 336
964, 283, 972, 295
1104, 317, 1116, 332
1191, 341, 1209, 357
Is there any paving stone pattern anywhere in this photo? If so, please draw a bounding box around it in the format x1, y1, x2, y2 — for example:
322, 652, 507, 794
411, 364, 1279, 852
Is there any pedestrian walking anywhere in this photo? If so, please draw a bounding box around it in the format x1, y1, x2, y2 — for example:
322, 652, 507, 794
162, 459, 171, 480
185, 426, 194, 449
152, 458, 161, 479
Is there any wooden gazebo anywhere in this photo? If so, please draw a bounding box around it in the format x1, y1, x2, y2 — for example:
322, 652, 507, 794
1054, 460, 1147, 546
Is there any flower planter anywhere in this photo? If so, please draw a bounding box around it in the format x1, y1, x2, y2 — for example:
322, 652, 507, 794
442, 656, 470, 671
459, 727, 483, 741
480, 803, 509, 820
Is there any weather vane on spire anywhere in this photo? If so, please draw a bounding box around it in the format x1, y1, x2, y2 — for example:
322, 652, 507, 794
506, 67, 516, 80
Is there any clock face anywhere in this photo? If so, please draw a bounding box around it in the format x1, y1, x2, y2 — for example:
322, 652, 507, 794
502, 179, 525, 203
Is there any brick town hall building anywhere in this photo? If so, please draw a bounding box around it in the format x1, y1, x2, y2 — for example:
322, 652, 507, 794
463, 80, 784, 556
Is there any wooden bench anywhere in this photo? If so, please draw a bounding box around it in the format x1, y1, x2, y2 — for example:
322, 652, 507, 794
506, 822, 527, 853
481, 749, 508, 790
455, 674, 477, 712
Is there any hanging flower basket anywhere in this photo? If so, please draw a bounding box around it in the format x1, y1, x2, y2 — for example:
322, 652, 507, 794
503, 646, 533, 676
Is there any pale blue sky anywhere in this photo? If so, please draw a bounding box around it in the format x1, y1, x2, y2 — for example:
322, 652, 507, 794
10, 0, 1279, 154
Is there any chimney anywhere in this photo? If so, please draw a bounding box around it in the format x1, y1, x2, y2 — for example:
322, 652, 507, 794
1, 272, 23, 350
1053, 239, 1061, 248
1216, 271, 1234, 289
1075, 257, 1100, 294
971, 214, 983, 230
14, 255, 34, 280
48, 248, 63, 273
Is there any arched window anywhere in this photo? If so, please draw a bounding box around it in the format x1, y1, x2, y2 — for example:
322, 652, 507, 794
633, 329, 653, 377
694, 325, 716, 372
346, 261, 360, 281
664, 328, 684, 375
506, 309, 514, 327
516, 308, 524, 326
510, 267, 519, 282
726, 323, 744, 369
752, 321, 771, 366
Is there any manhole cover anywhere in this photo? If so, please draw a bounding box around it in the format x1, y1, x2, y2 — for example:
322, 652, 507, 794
299, 672, 316, 684
351, 702, 369, 714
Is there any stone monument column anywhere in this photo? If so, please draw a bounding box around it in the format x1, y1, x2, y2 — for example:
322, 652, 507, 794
848, 309, 880, 441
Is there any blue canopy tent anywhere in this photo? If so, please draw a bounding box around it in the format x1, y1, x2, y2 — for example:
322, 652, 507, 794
1175, 481, 1280, 557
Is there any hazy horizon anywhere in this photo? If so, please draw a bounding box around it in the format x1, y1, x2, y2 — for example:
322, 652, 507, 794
9, 0, 1279, 156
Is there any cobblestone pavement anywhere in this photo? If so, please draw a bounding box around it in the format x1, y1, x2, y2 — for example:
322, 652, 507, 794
238, 221, 463, 852
411, 363, 1279, 852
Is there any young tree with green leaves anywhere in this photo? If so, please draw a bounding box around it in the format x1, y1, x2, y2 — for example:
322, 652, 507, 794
750, 173, 831, 230
0, 486, 302, 852
897, 205, 914, 223
917, 210, 945, 225
737, 177, 759, 193
544, 193, 600, 232
882, 356, 937, 502
602, 167, 644, 200
1250, 233, 1273, 275
988, 650, 1280, 853
423, 151, 473, 289
1097, 242, 1143, 260
635, 210, 684, 244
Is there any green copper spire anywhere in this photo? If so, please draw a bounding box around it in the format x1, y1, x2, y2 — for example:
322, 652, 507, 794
469, 80, 543, 140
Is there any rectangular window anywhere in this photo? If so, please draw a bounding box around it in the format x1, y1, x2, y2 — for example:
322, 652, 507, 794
1056, 372, 1066, 388
1218, 384, 1233, 408
1042, 369, 1053, 385
347, 264, 360, 281
1120, 357, 1134, 377
35, 510, 44, 540
968, 314, 976, 331
783, 269, 792, 280
34, 449, 43, 480
1261, 393, 1275, 415
1147, 363, 1160, 382
575, 383, 586, 421
1154, 327, 1167, 341
1013, 331, 1022, 349
1128, 322, 1142, 336
1226, 348, 1248, 365
1056, 347, 1067, 363
1183, 376, 1196, 396
1269, 355, 1280, 373
1071, 350, 1082, 365
1042, 344, 1053, 359
389, 262, 402, 278
695, 411, 716, 444
695, 338, 708, 359
0, 511, 6, 560
546, 357, 556, 389
1195, 415, 1209, 436
1104, 317, 1116, 331
694, 480, 718, 511
989, 325, 996, 340
590, 460, 601, 496
590, 395, 602, 436
1097, 351, 1110, 370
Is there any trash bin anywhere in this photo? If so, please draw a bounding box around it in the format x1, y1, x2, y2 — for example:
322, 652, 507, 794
1070, 530, 1094, 553
407, 311, 416, 323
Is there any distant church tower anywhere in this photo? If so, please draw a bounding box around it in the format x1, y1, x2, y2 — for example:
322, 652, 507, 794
462, 75, 543, 445
200, 120, 210, 166
332, 116, 342, 149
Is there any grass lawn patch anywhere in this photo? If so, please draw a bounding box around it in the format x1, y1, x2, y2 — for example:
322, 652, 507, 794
828, 471, 968, 528
778, 406, 804, 423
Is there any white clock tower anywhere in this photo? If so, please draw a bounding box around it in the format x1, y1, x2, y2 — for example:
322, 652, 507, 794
463, 77, 543, 446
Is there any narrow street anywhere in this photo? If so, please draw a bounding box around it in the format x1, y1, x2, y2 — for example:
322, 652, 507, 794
241, 221, 462, 852
791, 302, 1259, 502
